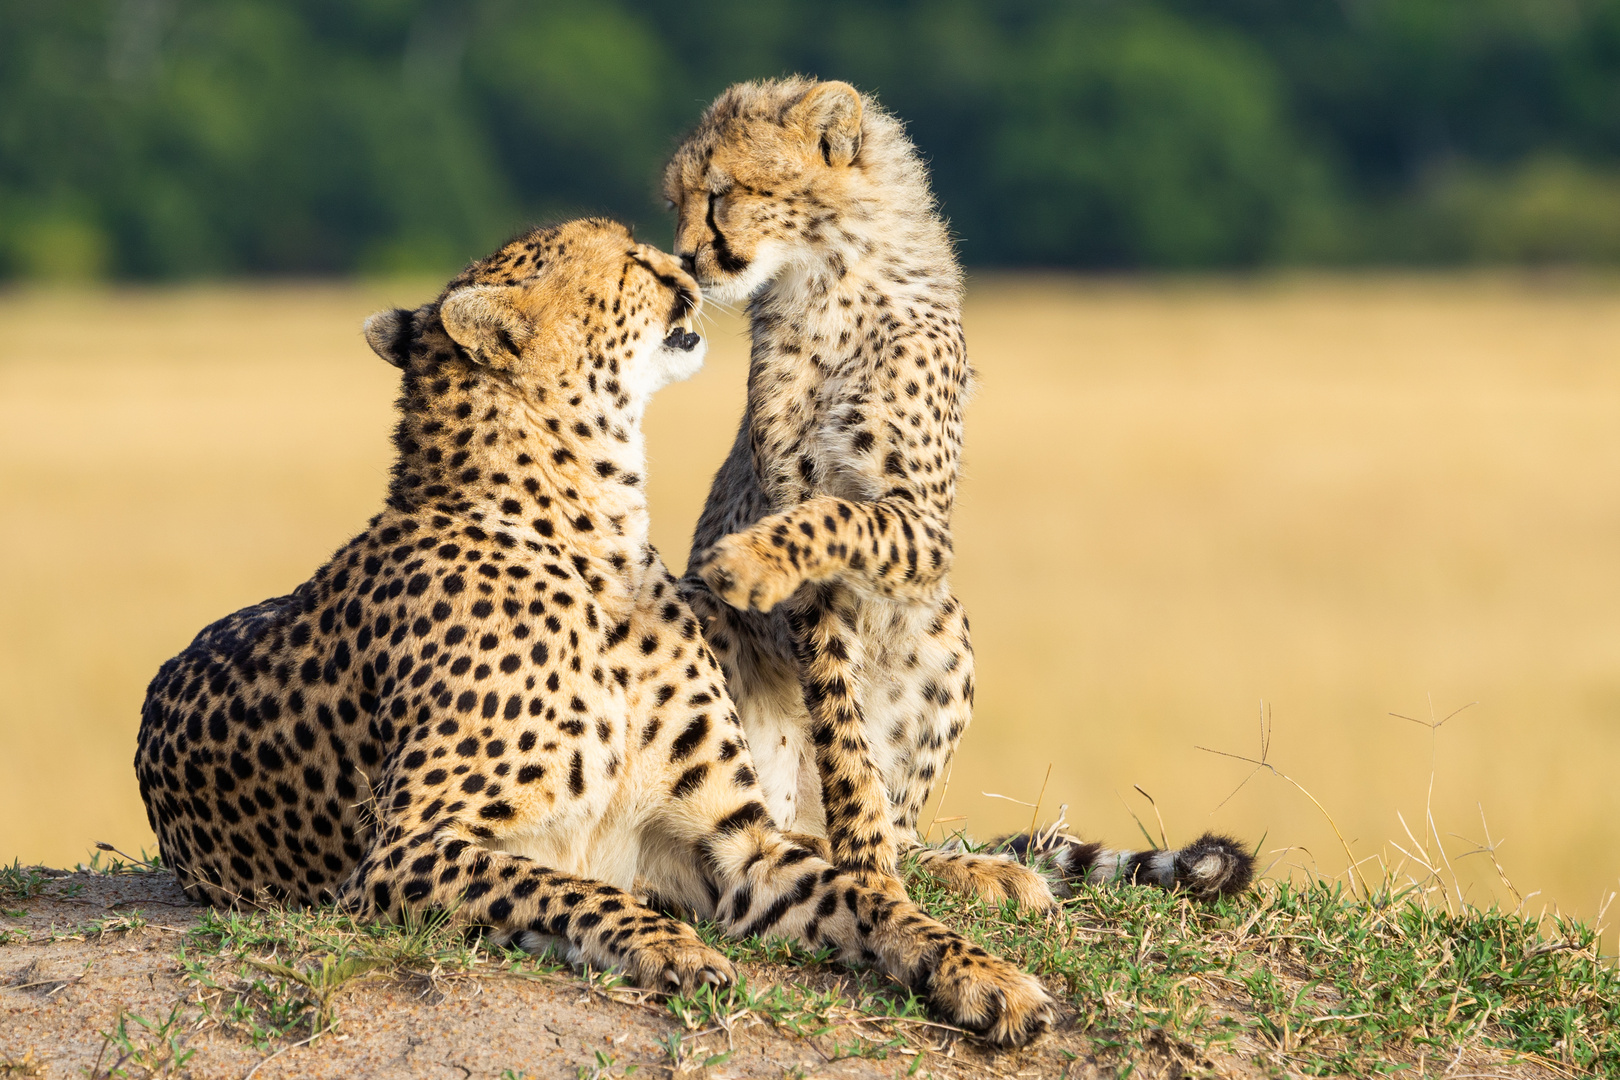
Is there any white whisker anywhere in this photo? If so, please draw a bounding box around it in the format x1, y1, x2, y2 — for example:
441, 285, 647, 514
700, 294, 743, 317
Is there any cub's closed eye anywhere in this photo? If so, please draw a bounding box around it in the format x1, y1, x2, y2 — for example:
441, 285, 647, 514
664, 198, 676, 211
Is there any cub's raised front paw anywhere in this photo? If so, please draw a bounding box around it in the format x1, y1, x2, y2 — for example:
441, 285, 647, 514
693, 532, 804, 613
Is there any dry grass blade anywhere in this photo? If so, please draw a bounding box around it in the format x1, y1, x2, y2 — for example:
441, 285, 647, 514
1024, 763, 1053, 862
924, 757, 956, 843
1132, 784, 1170, 850
1115, 788, 1161, 852
980, 791, 1037, 808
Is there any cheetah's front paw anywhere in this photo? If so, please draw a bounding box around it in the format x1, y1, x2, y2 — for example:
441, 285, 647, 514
693, 532, 805, 613
927, 940, 1057, 1048
620, 927, 736, 994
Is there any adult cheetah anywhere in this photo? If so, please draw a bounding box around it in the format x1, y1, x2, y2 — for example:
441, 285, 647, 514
665, 79, 1253, 904
135, 219, 1055, 1044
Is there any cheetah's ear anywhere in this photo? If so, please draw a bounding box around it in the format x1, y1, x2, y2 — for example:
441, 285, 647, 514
789, 80, 862, 167
363, 307, 417, 369
439, 284, 534, 370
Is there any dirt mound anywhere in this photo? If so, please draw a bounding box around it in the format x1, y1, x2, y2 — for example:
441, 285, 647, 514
0, 869, 1112, 1080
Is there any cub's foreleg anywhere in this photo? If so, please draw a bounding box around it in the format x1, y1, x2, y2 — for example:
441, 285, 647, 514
787, 586, 903, 879
693, 495, 951, 612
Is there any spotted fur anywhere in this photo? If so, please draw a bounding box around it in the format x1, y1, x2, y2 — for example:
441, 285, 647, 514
134, 219, 1055, 1045
664, 79, 1254, 906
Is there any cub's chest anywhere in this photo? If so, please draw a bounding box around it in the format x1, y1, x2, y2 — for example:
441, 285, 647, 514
746, 335, 874, 492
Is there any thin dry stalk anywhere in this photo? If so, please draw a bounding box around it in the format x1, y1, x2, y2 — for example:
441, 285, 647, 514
925, 757, 956, 843
1393, 809, 1453, 911
1451, 803, 1525, 911
1198, 701, 1370, 900
91, 841, 156, 870
980, 791, 1037, 809
1024, 764, 1053, 862
1116, 789, 1159, 852
1389, 697, 1477, 909
242, 1030, 323, 1080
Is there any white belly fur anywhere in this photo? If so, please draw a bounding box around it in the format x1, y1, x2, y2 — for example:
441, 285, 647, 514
736, 668, 819, 833
491, 803, 644, 892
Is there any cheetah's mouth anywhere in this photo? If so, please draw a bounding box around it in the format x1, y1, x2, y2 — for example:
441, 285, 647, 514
663, 323, 701, 352
662, 290, 701, 351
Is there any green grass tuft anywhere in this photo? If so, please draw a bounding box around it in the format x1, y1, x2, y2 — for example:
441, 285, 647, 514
0, 861, 49, 904
900, 857, 1620, 1076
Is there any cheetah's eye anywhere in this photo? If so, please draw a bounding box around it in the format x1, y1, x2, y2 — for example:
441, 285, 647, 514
664, 198, 676, 212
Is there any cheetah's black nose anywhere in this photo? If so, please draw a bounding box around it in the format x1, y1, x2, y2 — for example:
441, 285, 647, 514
678, 253, 696, 276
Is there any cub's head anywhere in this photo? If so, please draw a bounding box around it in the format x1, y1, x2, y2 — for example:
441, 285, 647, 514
663, 78, 884, 304
364, 218, 705, 409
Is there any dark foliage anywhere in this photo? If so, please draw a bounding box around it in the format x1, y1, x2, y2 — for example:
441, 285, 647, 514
5, 0, 1620, 278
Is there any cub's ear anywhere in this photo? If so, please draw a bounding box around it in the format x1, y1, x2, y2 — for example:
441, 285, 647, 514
363, 307, 417, 369
439, 285, 534, 368
789, 80, 863, 167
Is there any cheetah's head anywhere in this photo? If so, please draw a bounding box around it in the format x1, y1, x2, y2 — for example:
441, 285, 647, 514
363, 218, 705, 409
663, 78, 874, 305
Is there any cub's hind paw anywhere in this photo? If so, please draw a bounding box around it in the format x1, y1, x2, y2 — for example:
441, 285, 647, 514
918, 850, 1057, 912
927, 940, 1056, 1048
621, 928, 736, 995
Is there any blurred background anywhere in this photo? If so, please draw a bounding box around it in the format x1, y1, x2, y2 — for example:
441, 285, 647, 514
11, 0, 1620, 278
1, 0, 1617, 948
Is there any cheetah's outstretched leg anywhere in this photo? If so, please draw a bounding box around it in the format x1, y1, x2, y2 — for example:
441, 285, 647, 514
339, 785, 1057, 1045
339, 822, 734, 994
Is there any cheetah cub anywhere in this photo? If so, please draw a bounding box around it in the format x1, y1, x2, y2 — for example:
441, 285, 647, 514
135, 219, 1056, 1045
666, 79, 1254, 904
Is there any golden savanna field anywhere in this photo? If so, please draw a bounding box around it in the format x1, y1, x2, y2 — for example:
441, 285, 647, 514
1, 277, 1617, 950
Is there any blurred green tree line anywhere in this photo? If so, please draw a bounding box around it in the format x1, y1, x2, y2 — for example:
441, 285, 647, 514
5, 0, 1620, 278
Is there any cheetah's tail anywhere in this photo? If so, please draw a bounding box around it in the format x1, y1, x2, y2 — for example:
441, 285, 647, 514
988, 809, 1255, 901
